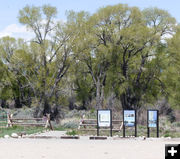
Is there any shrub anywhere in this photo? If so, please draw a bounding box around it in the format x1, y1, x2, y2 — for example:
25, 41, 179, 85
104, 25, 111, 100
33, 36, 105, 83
164, 133, 170, 137
66, 130, 77, 136
62, 121, 79, 129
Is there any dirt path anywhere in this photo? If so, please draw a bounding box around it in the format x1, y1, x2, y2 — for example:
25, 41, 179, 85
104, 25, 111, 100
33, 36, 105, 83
0, 133, 179, 159
32, 130, 67, 137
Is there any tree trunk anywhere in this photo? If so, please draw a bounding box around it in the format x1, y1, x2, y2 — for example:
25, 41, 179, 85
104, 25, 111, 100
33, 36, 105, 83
95, 79, 104, 109
0, 99, 7, 108
42, 98, 51, 115
14, 96, 22, 108
120, 88, 140, 110
96, 80, 101, 109
100, 85, 104, 108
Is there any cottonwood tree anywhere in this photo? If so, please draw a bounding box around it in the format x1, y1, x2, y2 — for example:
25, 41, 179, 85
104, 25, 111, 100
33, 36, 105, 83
72, 58, 95, 109
162, 26, 180, 108
0, 4, 177, 112
68, 10, 113, 109
0, 37, 33, 108
70, 4, 176, 110
107, 7, 176, 109
18, 5, 74, 113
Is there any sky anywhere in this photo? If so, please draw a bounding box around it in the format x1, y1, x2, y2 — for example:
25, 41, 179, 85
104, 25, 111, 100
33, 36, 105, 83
0, 0, 180, 39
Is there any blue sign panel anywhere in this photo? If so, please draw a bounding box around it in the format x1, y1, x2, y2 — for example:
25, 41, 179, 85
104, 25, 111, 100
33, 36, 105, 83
124, 110, 135, 127
148, 110, 157, 128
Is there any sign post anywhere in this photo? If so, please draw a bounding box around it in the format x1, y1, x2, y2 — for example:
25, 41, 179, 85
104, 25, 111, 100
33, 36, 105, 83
123, 110, 137, 137
97, 109, 112, 137
147, 109, 159, 138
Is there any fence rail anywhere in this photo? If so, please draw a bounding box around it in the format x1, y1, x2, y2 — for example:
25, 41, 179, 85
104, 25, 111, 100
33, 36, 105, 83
7, 114, 53, 130
78, 116, 123, 132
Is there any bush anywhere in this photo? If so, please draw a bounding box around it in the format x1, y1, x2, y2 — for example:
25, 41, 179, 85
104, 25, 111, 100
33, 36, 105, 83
62, 121, 79, 129
176, 122, 180, 127
90, 108, 95, 114
66, 130, 77, 136
164, 133, 170, 137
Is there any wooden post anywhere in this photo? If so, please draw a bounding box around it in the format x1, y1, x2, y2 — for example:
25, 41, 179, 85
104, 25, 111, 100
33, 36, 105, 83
119, 121, 123, 132
78, 115, 85, 130
7, 114, 13, 127
45, 114, 53, 130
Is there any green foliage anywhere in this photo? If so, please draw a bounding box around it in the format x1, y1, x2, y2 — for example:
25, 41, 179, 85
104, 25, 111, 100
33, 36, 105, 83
66, 130, 77, 136
0, 126, 45, 138
90, 108, 95, 114
62, 121, 79, 129
161, 26, 180, 109
164, 133, 170, 137
17, 4, 72, 110
53, 126, 65, 131
0, 3, 179, 112
70, 4, 176, 109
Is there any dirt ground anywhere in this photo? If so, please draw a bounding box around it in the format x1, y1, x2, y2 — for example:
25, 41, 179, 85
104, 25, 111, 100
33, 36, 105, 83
0, 136, 179, 159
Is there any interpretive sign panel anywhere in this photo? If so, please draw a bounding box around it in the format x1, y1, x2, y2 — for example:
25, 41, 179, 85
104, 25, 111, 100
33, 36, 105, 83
98, 110, 111, 127
147, 109, 159, 137
123, 110, 137, 137
97, 109, 112, 137
148, 110, 158, 128
124, 110, 135, 127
